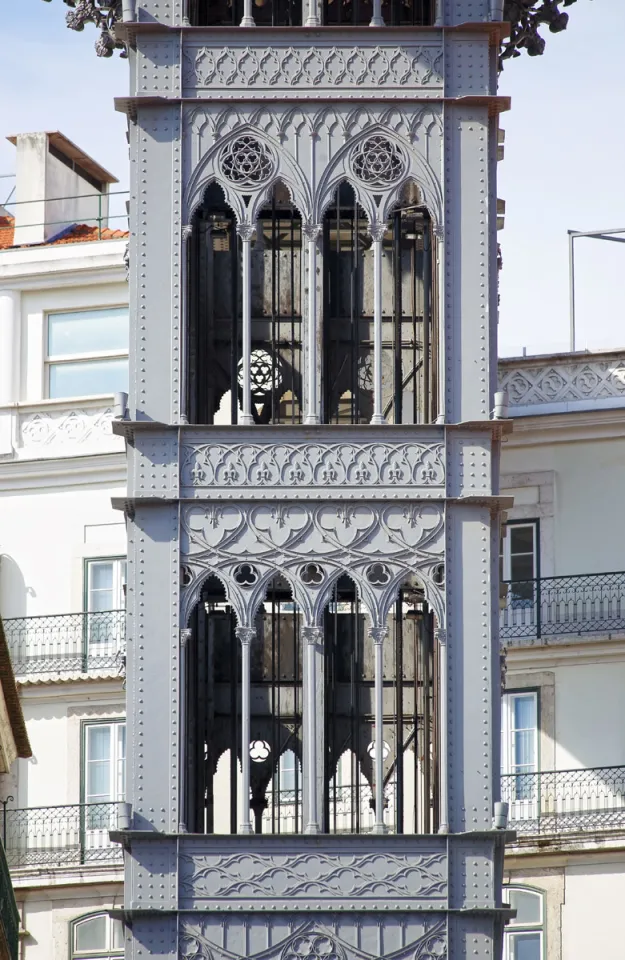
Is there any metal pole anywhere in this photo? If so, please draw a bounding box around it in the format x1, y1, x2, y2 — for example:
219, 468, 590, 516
370, 222, 386, 425
302, 626, 322, 833
370, 626, 388, 834
236, 224, 255, 425
236, 626, 255, 834
568, 231, 575, 353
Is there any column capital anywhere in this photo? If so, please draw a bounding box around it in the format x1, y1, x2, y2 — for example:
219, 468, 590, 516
181, 224, 193, 241
302, 625, 323, 646
369, 626, 388, 646
235, 626, 256, 645
180, 628, 192, 648
368, 221, 387, 242
236, 223, 256, 242
433, 223, 445, 240
435, 627, 447, 646
303, 222, 322, 242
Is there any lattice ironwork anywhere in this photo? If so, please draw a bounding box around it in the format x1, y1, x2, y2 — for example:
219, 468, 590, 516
500, 572, 625, 643
221, 136, 274, 186
0, 834, 18, 960
502, 765, 625, 835
4, 802, 123, 868
3, 611, 125, 676
352, 136, 404, 186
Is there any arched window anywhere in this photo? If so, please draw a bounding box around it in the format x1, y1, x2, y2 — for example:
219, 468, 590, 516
502, 887, 544, 960
71, 913, 124, 960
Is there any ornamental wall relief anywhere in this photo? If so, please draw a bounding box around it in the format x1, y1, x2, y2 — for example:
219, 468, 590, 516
180, 501, 445, 628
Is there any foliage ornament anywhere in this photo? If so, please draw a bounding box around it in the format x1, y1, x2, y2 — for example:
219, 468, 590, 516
42, 0, 126, 57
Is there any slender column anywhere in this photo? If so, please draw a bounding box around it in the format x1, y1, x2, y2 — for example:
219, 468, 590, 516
370, 0, 384, 26
433, 0, 443, 26
304, 0, 321, 26
240, 0, 256, 27
180, 225, 192, 424
436, 628, 449, 833
302, 625, 323, 833
236, 626, 255, 834
369, 223, 386, 425
434, 225, 446, 423
0, 290, 20, 404
370, 626, 388, 834
303, 224, 322, 425
178, 628, 192, 832
236, 224, 256, 425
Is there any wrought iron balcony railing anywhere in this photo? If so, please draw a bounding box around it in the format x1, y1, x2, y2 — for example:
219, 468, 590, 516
2, 611, 125, 676
501, 765, 625, 836
3, 802, 124, 869
0, 837, 19, 960
500, 572, 625, 643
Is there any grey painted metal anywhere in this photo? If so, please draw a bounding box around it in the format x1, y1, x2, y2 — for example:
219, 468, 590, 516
119, 2, 509, 957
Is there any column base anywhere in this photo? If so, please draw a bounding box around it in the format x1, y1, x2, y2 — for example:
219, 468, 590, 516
369, 414, 387, 425
438, 822, 450, 834
371, 822, 389, 835
238, 822, 254, 835
369, 17, 385, 26
239, 16, 256, 25
304, 415, 321, 425
305, 16, 321, 25
304, 822, 320, 835
239, 414, 255, 426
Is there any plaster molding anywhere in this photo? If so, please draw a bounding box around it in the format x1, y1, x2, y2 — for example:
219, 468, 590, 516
500, 355, 625, 416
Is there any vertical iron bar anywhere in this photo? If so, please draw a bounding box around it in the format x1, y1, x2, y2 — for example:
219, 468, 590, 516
230, 218, 239, 424
423, 217, 431, 424
395, 596, 404, 833
229, 611, 238, 834
393, 210, 402, 423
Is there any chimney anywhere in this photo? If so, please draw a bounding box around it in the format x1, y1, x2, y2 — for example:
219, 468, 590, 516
7, 132, 118, 246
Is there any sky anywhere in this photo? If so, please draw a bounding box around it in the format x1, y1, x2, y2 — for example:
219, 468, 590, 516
2, 0, 624, 357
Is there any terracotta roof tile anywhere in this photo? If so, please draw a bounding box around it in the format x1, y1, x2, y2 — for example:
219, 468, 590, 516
0, 218, 128, 250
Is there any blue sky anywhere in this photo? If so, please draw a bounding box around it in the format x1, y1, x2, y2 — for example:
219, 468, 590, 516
2, 0, 624, 356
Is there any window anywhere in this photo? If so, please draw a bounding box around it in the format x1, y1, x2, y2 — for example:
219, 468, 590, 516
46, 306, 128, 399
502, 887, 544, 960
502, 692, 538, 808
501, 522, 538, 605
72, 912, 124, 959
84, 721, 126, 805
86, 558, 126, 613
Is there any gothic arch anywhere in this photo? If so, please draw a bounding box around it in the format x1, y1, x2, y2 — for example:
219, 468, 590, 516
314, 126, 443, 227
184, 127, 313, 226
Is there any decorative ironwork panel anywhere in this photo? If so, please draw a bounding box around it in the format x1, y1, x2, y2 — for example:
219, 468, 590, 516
4, 802, 123, 868
180, 435, 445, 501
182, 42, 444, 99
179, 837, 447, 910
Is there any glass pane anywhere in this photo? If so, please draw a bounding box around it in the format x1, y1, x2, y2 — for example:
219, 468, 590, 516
49, 358, 128, 399
510, 526, 535, 555
87, 760, 111, 801
509, 889, 542, 924
514, 696, 537, 731
74, 914, 107, 950
87, 726, 111, 762
111, 917, 125, 949
90, 563, 113, 592
511, 555, 535, 583
48, 307, 129, 357
511, 933, 541, 960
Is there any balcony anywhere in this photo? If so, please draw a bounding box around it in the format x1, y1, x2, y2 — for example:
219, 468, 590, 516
502, 766, 625, 837
3, 802, 123, 870
500, 572, 625, 645
2, 611, 125, 678
0, 837, 19, 960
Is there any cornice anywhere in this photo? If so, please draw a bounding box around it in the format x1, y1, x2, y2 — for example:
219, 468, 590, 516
0, 452, 126, 492
505, 635, 625, 670
505, 832, 625, 866
504, 408, 625, 446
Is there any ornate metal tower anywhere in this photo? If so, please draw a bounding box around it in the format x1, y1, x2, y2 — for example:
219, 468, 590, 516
113, 0, 511, 957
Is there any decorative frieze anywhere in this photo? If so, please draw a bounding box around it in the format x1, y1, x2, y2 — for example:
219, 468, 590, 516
499, 353, 625, 414
180, 440, 445, 500
183, 43, 444, 98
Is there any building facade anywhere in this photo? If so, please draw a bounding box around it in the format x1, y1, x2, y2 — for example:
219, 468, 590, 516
0, 131, 128, 960
111, 1, 509, 960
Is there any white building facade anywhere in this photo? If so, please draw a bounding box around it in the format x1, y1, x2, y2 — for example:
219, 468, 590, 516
0, 132, 128, 960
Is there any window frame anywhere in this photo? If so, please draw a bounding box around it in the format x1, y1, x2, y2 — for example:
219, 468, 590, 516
83, 556, 127, 614
502, 885, 545, 960
45, 305, 129, 400
81, 718, 127, 807
70, 910, 124, 960
501, 689, 540, 778
501, 519, 540, 582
